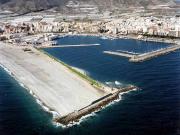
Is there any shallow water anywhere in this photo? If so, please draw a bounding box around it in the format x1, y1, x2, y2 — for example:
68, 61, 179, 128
0, 36, 180, 135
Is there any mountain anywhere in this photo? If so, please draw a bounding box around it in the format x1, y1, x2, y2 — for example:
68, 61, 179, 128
0, 0, 177, 14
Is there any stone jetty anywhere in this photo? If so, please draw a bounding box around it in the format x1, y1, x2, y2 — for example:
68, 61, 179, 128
104, 45, 180, 62
56, 85, 137, 125
38, 44, 101, 48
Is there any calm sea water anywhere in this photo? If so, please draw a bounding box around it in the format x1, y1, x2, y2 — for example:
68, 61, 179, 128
0, 36, 180, 135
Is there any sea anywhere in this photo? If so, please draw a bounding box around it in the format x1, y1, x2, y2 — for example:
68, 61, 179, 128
0, 36, 179, 135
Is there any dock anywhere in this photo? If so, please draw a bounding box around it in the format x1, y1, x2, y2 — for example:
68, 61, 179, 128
104, 45, 180, 62
38, 43, 100, 48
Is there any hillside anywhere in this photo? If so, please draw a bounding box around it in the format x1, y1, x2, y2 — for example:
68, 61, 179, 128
0, 0, 177, 14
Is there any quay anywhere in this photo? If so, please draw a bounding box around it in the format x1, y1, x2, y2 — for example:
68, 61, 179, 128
38, 44, 101, 49
104, 45, 180, 62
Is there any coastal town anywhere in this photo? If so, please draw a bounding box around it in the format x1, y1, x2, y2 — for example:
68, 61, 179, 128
0, 14, 180, 45
0, 13, 179, 63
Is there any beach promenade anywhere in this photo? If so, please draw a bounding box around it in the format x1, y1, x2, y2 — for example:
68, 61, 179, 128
0, 43, 109, 118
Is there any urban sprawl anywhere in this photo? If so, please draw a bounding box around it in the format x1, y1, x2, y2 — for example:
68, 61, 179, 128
0, 15, 180, 46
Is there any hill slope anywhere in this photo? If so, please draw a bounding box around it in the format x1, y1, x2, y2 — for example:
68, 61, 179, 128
0, 0, 176, 14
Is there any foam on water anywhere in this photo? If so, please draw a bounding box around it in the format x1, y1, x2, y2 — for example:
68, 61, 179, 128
101, 36, 108, 40
0, 64, 12, 75
71, 66, 89, 76
50, 111, 59, 119
105, 81, 124, 88
1, 62, 128, 129
115, 81, 122, 85
54, 87, 138, 128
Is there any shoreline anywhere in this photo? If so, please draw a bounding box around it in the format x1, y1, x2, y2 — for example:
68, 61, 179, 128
35, 48, 138, 125
0, 43, 137, 126
0, 63, 60, 119
55, 85, 137, 125
55, 86, 138, 128
38, 49, 107, 91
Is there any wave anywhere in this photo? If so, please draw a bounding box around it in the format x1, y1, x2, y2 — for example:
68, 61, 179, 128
0, 64, 12, 75
105, 81, 112, 85
50, 111, 59, 119
0, 64, 137, 129
71, 66, 89, 76
115, 81, 122, 85
105, 81, 124, 88
0, 64, 60, 123
101, 36, 108, 40
20, 83, 25, 87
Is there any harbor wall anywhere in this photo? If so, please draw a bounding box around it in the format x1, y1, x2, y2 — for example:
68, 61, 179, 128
130, 45, 180, 62
104, 45, 180, 62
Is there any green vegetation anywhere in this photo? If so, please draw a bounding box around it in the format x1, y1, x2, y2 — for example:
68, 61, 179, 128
38, 49, 102, 89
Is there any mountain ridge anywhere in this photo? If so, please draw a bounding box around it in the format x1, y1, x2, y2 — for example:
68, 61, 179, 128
0, 0, 177, 14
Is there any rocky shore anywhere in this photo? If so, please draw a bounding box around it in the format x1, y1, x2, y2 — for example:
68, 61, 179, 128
56, 85, 137, 125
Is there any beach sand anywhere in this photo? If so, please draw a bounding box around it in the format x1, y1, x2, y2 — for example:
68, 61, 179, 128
0, 43, 108, 117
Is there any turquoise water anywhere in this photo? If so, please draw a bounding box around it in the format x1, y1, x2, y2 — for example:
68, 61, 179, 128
0, 36, 180, 135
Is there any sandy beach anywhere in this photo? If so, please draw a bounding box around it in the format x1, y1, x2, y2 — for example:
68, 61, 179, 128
0, 42, 108, 117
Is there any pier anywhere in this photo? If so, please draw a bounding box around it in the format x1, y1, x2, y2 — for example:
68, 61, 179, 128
38, 44, 101, 48
104, 45, 180, 62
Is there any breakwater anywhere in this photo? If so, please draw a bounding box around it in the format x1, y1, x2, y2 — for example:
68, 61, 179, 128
104, 51, 134, 58
38, 44, 100, 49
55, 85, 137, 125
104, 45, 180, 62
130, 45, 180, 62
